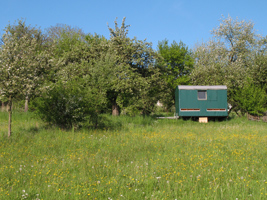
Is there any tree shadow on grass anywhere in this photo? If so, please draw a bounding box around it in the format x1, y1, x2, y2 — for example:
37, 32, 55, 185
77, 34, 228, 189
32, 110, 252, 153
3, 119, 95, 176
82, 115, 123, 131
17, 125, 44, 137
179, 116, 233, 123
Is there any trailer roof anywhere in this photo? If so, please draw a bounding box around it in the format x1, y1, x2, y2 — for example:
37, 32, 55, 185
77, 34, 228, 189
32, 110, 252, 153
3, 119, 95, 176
178, 85, 227, 90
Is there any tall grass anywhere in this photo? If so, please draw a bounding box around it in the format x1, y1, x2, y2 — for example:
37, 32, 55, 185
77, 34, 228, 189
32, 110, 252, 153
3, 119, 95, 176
0, 111, 267, 199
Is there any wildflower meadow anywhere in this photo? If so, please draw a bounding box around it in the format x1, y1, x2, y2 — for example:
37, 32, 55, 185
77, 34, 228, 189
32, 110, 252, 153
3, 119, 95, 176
0, 111, 267, 199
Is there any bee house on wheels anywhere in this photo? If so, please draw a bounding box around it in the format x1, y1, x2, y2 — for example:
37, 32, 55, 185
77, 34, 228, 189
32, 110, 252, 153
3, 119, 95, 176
175, 85, 228, 122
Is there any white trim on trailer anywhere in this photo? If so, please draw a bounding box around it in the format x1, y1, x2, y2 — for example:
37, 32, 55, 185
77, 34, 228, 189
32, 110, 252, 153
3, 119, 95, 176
178, 85, 227, 90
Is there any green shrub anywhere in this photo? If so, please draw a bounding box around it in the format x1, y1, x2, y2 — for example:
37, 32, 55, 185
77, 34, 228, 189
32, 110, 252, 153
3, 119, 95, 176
234, 80, 267, 116
32, 79, 105, 129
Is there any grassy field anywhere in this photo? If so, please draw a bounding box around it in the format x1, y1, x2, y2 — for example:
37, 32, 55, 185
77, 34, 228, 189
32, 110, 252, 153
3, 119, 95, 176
0, 111, 267, 199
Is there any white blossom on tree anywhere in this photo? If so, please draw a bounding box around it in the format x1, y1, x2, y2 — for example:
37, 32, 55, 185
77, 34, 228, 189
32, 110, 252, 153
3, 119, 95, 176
0, 20, 50, 137
191, 16, 265, 113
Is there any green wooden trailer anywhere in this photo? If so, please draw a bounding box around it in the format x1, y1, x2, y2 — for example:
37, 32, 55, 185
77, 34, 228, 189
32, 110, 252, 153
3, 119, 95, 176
175, 85, 228, 120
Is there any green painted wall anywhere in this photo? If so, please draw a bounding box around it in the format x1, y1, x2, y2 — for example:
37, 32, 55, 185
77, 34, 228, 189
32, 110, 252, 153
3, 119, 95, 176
175, 87, 228, 117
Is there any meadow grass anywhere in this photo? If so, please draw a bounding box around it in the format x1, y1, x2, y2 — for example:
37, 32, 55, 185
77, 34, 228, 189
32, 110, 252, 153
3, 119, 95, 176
0, 111, 267, 199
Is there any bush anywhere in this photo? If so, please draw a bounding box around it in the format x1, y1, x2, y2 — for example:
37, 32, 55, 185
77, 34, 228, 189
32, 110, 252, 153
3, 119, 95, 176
234, 80, 267, 116
32, 79, 106, 129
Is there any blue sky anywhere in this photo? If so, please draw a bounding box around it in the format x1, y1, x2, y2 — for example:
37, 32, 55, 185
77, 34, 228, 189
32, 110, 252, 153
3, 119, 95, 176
1, 0, 267, 49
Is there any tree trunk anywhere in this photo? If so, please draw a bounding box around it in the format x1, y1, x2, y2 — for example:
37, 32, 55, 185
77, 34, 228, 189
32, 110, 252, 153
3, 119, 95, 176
112, 102, 119, 116
1, 101, 5, 112
8, 96, 12, 138
24, 95, 29, 112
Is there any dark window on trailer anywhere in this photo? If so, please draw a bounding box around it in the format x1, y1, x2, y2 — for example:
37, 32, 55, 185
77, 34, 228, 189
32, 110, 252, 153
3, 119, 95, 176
198, 90, 207, 100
